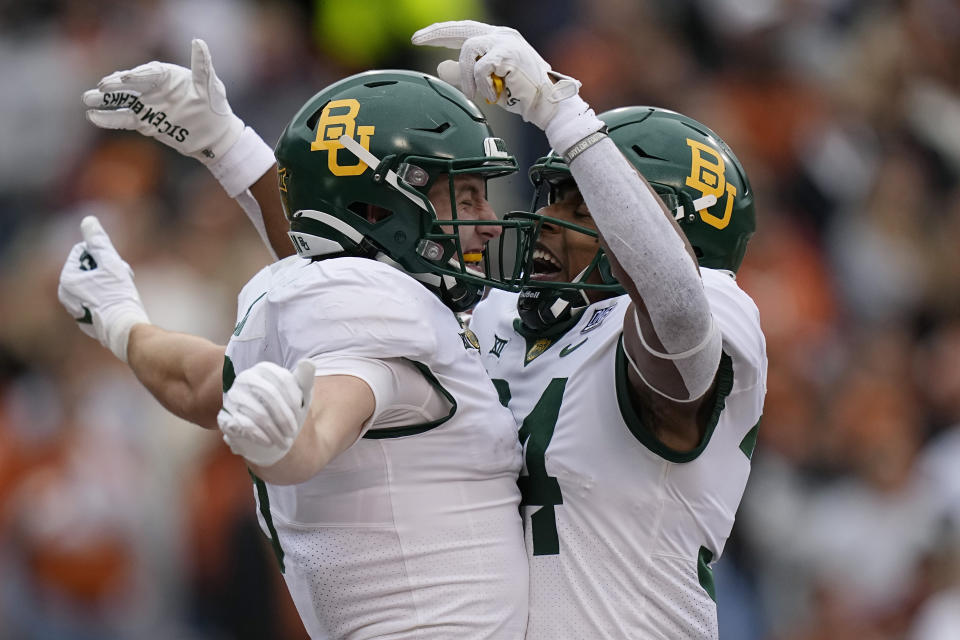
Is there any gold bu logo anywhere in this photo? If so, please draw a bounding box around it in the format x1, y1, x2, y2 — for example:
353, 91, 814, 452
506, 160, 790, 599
311, 99, 375, 176
685, 138, 736, 229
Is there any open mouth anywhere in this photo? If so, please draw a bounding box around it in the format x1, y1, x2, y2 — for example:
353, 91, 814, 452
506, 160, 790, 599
531, 246, 563, 281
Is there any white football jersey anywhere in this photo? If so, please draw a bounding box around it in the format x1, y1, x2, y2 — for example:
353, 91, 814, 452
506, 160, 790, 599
225, 256, 527, 640
469, 268, 767, 639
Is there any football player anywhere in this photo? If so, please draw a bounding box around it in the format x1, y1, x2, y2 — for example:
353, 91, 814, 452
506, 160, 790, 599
63, 48, 529, 639
411, 21, 768, 639
78, 30, 767, 638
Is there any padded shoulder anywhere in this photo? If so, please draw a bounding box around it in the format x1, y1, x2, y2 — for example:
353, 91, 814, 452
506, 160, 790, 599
468, 288, 519, 336
701, 268, 767, 394
267, 257, 447, 366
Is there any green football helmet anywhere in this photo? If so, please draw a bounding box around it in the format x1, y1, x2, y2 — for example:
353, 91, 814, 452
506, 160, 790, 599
275, 69, 522, 311
513, 106, 756, 330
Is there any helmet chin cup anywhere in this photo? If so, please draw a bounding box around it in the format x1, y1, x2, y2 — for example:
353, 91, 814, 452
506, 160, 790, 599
517, 286, 588, 333
440, 275, 482, 313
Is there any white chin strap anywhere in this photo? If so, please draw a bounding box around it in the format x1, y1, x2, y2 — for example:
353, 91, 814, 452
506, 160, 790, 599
547, 265, 592, 319
673, 194, 718, 221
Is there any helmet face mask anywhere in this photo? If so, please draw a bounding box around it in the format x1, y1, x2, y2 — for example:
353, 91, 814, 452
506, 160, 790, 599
275, 70, 527, 311
504, 173, 623, 331
512, 106, 755, 329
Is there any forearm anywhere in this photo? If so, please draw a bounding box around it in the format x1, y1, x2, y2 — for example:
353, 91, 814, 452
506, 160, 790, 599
568, 138, 714, 351
247, 416, 333, 485
127, 323, 226, 428
247, 168, 296, 258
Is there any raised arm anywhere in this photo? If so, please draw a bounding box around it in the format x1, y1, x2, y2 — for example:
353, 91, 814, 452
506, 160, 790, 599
82, 39, 294, 260
413, 21, 722, 448
57, 216, 369, 474
126, 324, 225, 428
58, 216, 226, 428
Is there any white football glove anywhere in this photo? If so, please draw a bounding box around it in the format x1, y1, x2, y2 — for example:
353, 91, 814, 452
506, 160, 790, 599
82, 39, 274, 197
57, 216, 150, 363
218, 360, 317, 467
411, 20, 604, 153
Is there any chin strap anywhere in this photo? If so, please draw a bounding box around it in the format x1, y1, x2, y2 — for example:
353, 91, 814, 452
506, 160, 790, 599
518, 285, 590, 332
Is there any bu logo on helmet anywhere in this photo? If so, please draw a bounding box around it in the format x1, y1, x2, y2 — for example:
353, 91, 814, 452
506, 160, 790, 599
311, 99, 375, 176
685, 138, 736, 230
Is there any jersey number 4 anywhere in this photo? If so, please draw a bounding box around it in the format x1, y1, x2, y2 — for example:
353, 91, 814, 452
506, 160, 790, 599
496, 377, 567, 556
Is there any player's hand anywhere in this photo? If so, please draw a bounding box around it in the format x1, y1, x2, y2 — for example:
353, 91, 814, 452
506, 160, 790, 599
218, 360, 316, 467
58, 216, 150, 362
82, 39, 243, 165
412, 20, 582, 131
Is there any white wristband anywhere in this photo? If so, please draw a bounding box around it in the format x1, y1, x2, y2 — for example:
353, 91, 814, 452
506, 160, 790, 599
544, 95, 606, 160
106, 306, 150, 363
208, 126, 276, 198
562, 130, 609, 164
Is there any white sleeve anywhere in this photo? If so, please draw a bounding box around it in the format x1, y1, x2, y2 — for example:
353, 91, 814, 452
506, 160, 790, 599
206, 126, 278, 259
309, 355, 450, 439
570, 138, 721, 400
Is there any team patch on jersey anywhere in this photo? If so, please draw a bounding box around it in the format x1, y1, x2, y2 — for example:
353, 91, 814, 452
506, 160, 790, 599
525, 338, 553, 364
459, 328, 480, 351
489, 334, 509, 358
581, 304, 617, 334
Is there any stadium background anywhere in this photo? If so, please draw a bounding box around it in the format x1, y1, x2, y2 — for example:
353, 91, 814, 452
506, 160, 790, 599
1, 0, 959, 638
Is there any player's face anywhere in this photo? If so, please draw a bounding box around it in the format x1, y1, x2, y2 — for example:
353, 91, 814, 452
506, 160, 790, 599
530, 180, 602, 284
428, 173, 501, 268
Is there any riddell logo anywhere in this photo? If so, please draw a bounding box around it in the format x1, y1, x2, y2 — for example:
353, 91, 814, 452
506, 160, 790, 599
311, 99, 375, 176
685, 138, 736, 229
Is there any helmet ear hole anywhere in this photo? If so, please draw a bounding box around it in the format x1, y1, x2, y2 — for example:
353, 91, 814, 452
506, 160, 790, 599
346, 202, 367, 217
345, 202, 394, 224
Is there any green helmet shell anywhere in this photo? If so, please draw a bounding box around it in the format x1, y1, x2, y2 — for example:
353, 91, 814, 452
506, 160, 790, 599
530, 106, 755, 273
275, 69, 518, 311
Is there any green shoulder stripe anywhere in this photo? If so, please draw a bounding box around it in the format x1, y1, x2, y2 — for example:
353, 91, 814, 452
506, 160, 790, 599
233, 291, 267, 336
362, 360, 457, 439
614, 336, 734, 462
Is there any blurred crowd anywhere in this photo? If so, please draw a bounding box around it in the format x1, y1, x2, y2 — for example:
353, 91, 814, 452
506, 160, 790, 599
1, 0, 959, 638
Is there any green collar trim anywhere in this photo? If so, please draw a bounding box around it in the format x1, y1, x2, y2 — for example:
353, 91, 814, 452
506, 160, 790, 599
363, 360, 457, 439
512, 310, 585, 366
